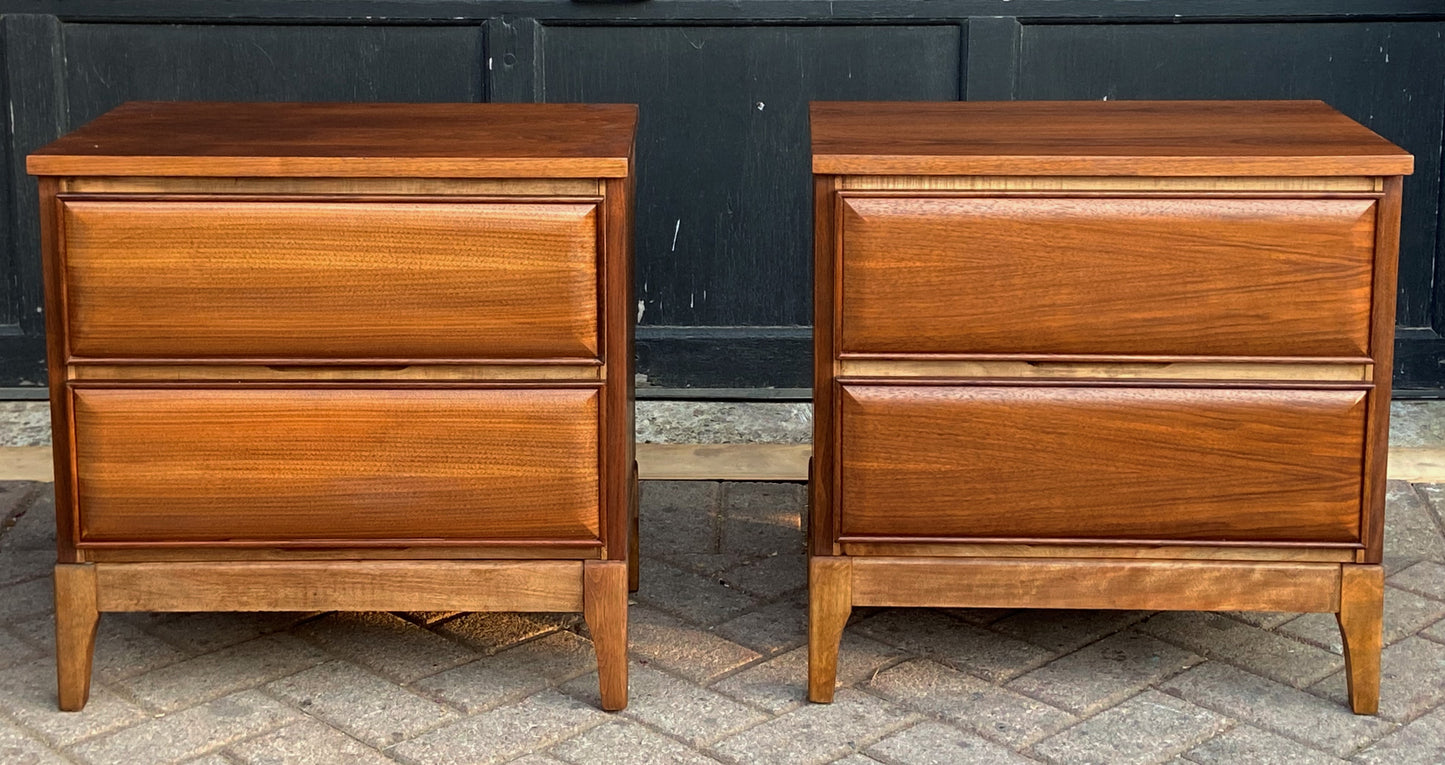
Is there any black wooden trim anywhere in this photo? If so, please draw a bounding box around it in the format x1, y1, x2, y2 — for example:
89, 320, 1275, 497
1433, 99, 1445, 332
0, 19, 13, 328
964, 16, 1020, 100
0, 333, 47, 388
1394, 328, 1445, 394
1, 2, 1442, 23
2, 14, 63, 338
635, 326, 811, 389
486, 16, 539, 102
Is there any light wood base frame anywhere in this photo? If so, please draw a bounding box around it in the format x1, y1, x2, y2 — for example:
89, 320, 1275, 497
55, 559, 629, 712
806, 556, 1383, 714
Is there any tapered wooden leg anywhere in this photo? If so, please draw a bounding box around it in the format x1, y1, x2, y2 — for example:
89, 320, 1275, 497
628, 461, 640, 593
1338, 564, 1384, 715
584, 560, 628, 711
54, 564, 99, 712
808, 556, 852, 703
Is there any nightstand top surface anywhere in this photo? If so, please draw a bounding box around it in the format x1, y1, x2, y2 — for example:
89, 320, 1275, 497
810, 100, 1412, 177
28, 101, 638, 178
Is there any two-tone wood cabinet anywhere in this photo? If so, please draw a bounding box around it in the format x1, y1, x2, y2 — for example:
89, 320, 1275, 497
28, 101, 637, 711
807, 100, 1412, 714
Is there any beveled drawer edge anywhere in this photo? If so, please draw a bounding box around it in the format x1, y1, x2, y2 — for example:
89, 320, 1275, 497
839, 540, 1357, 563
60, 176, 603, 196
69, 362, 606, 383
78, 537, 603, 552
838, 175, 1380, 193
838, 359, 1371, 382
81, 546, 603, 562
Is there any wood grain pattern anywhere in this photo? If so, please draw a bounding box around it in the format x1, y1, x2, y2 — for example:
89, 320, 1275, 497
811, 101, 1413, 176
53, 564, 99, 711
38, 177, 80, 562
584, 560, 629, 711
72, 387, 601, 544
94, 561, 585, 612
850, 558, 1343, 612
84, 546, 600, 562
838, 542, 1356, 563
61, 199, 599, 360
35, 100, 636, 713
1338, 564, 1384, 714
839, 175, 1381, 192
1363, 177, 1405, 563
808, 557, 852, 703
29, 101, 637, 178
840, 384, 1367, 542
637, 443, 811, 481
61, 176, 601, 196
838, 359, 1371, 382
603, 175, 635, 564
68, 364, 604, 382
840, 196, 1377, 357
812, 175, 840, 557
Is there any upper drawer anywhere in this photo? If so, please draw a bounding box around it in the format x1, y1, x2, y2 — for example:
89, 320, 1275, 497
60, 199, 600, 360
839, 196, 1377, 357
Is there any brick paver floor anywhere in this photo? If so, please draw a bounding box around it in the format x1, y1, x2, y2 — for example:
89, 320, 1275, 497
2, 479, 1443, 764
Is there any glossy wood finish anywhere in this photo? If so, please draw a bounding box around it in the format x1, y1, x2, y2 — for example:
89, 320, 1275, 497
37, 177, 78, 564
840, 384, 1367, 542
603, 175, 637, 567
1364, 176, 1406, 563
812, 101, 1413, 177
840, 196, 1376, 357
838, 542, 1357, 563
62, 177, 602, 196
807, 556, 852, 704
53, 564, 98, 712
61, 199, 600, 361
71, 387, 601, 545
811, 100, 1409, 714
68, 364, 605, 382
29, 101, 638, 178
584, 560, 629, 711
85, 546, 602, 563
32, 102, 635, 711
840, 175, 1383, 193
1338, 565, 1384, 714
810, 175, 839, 558
838, 359, 1372, 382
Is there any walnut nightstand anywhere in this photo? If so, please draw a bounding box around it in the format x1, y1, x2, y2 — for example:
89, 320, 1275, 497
29, 101, 637, 711
807, 100, 1412, 714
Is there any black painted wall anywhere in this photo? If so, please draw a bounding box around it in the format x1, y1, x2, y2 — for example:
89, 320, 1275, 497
2, 3, 1443, 395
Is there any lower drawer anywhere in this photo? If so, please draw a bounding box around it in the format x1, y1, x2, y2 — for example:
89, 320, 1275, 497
71, 387, 601, 545
839, 384, 1367, 543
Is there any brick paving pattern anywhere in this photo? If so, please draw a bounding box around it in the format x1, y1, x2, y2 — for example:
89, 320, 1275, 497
1, 479, 1443, 764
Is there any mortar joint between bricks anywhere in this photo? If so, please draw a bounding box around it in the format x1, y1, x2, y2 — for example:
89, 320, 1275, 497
711, 481, 727, 554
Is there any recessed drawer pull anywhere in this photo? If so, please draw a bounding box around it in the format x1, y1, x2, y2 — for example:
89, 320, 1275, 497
265, 365, 410, 373
1023, 361, 1171, 372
